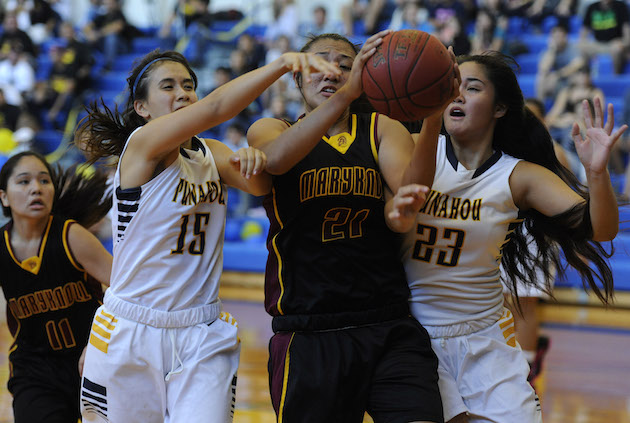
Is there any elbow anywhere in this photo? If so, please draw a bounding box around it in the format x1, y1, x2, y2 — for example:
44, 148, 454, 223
592, 227, 618, 242
264, 155, 291, 176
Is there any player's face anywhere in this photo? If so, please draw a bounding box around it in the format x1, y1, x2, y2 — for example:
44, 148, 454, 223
301, 39, 355, 110
137, 61, 198, 121
444, 61, 504, 141
0, 156, 54, 219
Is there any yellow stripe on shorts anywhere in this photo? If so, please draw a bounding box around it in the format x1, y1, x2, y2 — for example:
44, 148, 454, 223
499, 309, 517, 347
89, 310, 118, 353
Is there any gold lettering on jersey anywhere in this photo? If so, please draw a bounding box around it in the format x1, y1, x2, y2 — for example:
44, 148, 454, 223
419, 190, 482, 221
299, 167, 383, 202
7, 281, 93, 320
172, 178, 225, 206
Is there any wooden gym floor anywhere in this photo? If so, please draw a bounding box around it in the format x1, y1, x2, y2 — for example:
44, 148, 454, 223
1, 273, 629, 422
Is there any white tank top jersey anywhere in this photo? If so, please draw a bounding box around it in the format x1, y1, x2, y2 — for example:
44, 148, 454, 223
402, 134, 523, 326
109, 127, 227, 312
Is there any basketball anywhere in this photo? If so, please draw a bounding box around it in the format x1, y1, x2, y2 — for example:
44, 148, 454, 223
362, 30, 455, 122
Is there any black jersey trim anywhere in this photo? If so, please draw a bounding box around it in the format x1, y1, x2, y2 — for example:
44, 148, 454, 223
445, 135, 503, 178
180, 136, 206, 158
115, 186, 142, 239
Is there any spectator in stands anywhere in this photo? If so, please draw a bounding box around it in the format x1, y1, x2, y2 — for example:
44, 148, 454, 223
579, 0, 630, 75
388, 0, 433, 32
40, 43, 78, 129
341, 0, 393, 36
236, 33, 266, 74
546, 66, 602, 180
425, 0, 476, 29
265, 0, 299, 47
58, 21, 94, 97
27, 0, 62, 45
82, 0, 137, 71
0, 42, 35, 107
262, 93, 291, 120
435, 14, 471, 56
525, 0, 576, 32
470, 7, 507, 54
0, 88, 35, 153
0, 12, 36, 60
536, 23, 585, 102
300, 5, 342, 40
621, 88, 630, 199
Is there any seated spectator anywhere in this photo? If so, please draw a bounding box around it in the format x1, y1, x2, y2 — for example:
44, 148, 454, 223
525, 97, 572, 170
0, 42, 35, 106
300, 5, 342, 40
425, 0, 476, 30
578, 0, 630, 75
536, 23, 585, 102
27, 0, 62, 45
470, 7, 507, 54
0, 88, 35, 153
236, 33, 266, 73
388, 0, 434, 32
524, 0, 576, 32
262, 93, 291, 120
341, 0, 393, 36
0, 11, 36, 60
546, 66, 602, 179
39, 43, 78, 128
82, 0, 137, 71
58, 21, 94, 96
265, 0, 299, 47
435, 15, 471, 56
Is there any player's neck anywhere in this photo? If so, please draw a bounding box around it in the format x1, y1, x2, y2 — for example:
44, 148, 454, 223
450, 136, 495, 170
328, 111, 351, 136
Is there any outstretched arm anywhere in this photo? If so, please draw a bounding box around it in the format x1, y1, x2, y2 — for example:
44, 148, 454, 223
130, 53, 341, 164
572, 98, 627, 240
511, 98, 627, 242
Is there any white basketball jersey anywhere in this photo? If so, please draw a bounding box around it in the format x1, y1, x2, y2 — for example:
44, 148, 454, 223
402, 135, 522, 326
109, 128, 227, 312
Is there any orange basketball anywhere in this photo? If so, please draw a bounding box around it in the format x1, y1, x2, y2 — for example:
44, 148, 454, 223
362, 30, 455, 122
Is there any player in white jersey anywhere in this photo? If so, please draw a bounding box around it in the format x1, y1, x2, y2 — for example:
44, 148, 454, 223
75, 49, 340, 422
392, 52, 626, 423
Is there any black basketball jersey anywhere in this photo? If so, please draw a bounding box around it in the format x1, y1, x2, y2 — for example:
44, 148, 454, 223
263, 112, 411, 331
0, 215, 102, 360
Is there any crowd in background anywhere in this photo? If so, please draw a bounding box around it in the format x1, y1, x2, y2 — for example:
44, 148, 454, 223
0, 0, 629, 222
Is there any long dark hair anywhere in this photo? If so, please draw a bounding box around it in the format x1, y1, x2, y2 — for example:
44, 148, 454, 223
459, 52, 613, 304
0, 151, 111, 228
76, 49, 198, 164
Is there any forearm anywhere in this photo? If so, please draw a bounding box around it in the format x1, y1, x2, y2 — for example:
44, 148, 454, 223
262, 86, 356, 175
202, 58, 289, 126
586, 169, 618, 241
402, 115, 441, 188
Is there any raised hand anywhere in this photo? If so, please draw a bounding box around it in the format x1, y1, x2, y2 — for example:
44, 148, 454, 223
282, 52, 342, 84
572, 97, 628, 175
387, 184, 429, 233
230, 146, 268, 179
345, 29, 392, 100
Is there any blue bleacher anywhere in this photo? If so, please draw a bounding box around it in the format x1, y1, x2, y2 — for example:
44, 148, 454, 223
93, 71, 129, 93
516, 53, 540, 75
517, 75, 537, 98
593, 75, 630, 98
33, 130, 64, 154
